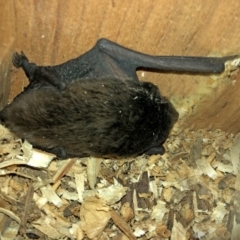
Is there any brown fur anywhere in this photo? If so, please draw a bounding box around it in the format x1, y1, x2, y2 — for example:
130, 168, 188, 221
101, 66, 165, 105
0, 78, 178, 158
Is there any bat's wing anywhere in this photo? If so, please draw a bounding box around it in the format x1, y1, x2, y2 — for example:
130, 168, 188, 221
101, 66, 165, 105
49, 38, 238, 82
96, 38, 237, 74
13, 38, 238, 88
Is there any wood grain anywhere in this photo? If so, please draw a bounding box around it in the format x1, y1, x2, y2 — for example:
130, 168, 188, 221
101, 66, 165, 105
0, 1, 15, 109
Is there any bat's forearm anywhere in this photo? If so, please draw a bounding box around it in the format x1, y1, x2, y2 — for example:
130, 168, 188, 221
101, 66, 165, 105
139, 55, 237, 73
97, 38, 237, 74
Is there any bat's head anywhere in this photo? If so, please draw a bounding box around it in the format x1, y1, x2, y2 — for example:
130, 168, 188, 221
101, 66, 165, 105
137, 81, 179, 154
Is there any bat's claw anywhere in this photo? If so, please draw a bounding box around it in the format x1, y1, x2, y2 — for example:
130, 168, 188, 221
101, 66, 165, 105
12, 51, 29, 68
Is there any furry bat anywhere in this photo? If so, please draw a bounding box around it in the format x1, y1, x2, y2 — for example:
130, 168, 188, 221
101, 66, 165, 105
0, 38, 236, 159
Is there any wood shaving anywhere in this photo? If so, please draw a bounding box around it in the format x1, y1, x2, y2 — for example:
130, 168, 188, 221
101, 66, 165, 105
0, 124, 239, 239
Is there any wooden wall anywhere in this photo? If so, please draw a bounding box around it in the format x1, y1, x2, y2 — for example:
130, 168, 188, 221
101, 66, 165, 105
0, 1, 15, 109
1, 0, 240, 132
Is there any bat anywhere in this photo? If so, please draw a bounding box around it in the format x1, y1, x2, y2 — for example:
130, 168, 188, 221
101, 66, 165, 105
0, 38, 236, 159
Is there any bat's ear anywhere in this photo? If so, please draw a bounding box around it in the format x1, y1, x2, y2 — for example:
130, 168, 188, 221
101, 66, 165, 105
141, 81, 160, 94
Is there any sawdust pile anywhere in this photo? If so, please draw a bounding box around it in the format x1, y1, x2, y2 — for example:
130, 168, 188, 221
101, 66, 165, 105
0, 124, 239, 239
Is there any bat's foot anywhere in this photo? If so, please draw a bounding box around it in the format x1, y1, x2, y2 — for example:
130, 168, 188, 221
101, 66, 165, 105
46, 146, 68, 159
12, 51, 29, 68
12, 51, 38, 82
144, 145, 165, 155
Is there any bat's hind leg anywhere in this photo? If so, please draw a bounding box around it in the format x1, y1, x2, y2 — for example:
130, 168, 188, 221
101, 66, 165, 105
38, 68, 67, 90
13, 52, 66, 90
12, 51, 37, 82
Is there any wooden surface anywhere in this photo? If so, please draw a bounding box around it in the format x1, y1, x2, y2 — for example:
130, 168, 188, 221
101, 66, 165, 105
0, 1, 15, 109
1, 0, 240, 132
